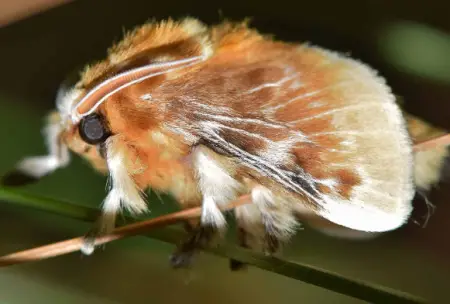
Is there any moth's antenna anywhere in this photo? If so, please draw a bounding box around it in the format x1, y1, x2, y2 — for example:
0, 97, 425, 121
71, 56, 205, 123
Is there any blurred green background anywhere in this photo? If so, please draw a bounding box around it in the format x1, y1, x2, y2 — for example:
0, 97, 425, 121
0, 0, 449, 303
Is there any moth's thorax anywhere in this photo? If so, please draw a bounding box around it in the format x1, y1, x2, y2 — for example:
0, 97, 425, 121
123, 130, 195, 191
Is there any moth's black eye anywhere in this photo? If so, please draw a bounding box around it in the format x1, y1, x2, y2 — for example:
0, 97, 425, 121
78, 113, 111, 145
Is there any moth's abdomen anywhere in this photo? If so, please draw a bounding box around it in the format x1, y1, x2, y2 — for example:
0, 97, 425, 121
276, 46, 414, 232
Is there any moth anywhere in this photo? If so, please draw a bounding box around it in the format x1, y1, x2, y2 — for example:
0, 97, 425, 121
7, 18, 441, 269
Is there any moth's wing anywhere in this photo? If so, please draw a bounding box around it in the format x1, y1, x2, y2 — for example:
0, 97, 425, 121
282, 47, 414, 232
405, 112, 450, 191
191, 45, 414, 232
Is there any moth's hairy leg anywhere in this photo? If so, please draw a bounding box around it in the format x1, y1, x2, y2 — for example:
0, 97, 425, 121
169, 213, 201, 268
230, 191, 293, 271
169, 201, 227, 269
183, 218, 200, 233
170, 224, 219, 268
251, 186, 298, 255
81, 195, 121, 255
229, 218, 253, 271
263, 222, 281, 254
231, 203, 265, 271
169, 192, 203, 267
170, 146, 240, 268
81, 136, 148, 255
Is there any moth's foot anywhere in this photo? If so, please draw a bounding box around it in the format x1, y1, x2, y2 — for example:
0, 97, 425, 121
229, 226, 249, 271
228, 237, 279, 271
169, 250, 195, 269
229, 259, 248, 271
81, 235, 96, 256
170, 224, 218, 269
80, 224, 107, 256
228, 222, 282, 271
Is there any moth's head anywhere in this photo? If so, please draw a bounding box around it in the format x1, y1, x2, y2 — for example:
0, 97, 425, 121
54, 65, 120, 174
2, 18, 212, 186
56, 108, 110, 175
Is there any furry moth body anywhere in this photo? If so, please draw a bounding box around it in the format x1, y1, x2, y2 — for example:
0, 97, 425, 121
14, 18, 415, 266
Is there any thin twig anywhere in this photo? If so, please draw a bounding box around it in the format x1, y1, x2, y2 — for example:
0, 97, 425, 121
0, 194, 250, 267
413, 133, 450, 151
0, 188, 426, 303
0, 133, 448, 266
0, 134, 447, 265
0, 133, 445, 301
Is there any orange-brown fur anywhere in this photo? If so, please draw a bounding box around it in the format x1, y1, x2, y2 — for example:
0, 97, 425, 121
50, 18, 414, 265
